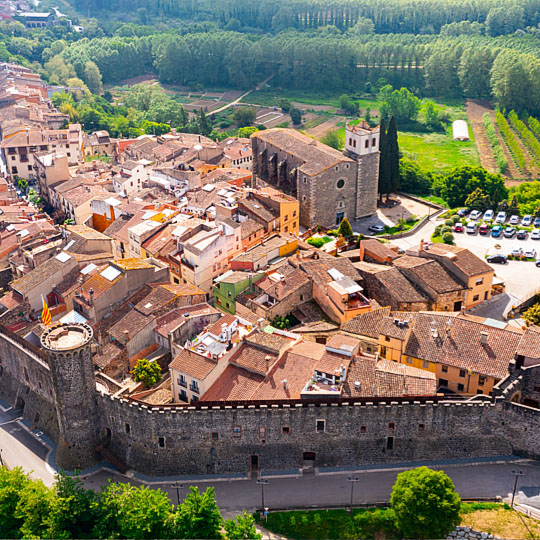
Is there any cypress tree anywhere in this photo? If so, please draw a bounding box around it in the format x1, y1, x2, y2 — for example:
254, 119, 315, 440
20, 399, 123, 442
377, 117, 390, 203
387, 116, 400, 199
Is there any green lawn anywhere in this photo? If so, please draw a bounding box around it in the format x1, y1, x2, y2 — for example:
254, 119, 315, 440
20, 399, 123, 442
243, 89, 342, 107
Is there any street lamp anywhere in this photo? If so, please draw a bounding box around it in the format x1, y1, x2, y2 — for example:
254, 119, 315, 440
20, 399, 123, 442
511, 470, 523, 506
172, 482, 184, 507
256, 478, 269, 514
347, 476, 360, 513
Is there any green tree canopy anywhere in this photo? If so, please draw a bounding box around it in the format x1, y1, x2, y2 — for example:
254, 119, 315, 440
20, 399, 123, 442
378, 86, 420, 124
338, 217, 353, 238
233, 107, 256, 127
132, 358, 161, 388
390, 467, 461, 539
290, 107, 302, 125
224, 511, 262, 540
399, 158, 432, 195
321, 129, 341, 150
83, 61, 103, 95
523, 303, 540, 326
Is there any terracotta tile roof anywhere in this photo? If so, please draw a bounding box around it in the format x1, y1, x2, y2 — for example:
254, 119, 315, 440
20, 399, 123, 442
326, 333, 362, 352
170, 348, 217, 380
142, 224, 175, 256
437, 318, 522, 379
94, 340, 125, 370
0, 290, 23, 310
245, 330, 292, 354
516, 325, 540, 359
394, 256, 464, 294
342, 356, 377, 397
299, 258, 361, 295
109, 310, 152, 344
380, 312, 417, 340
229, 342, 278, 375
255, 267, 311, 301
239, 197, 277, 223
155, 304, 219, 338
200, 364, 264, 401
360, 239, 400, 260
342, 307, 392, 339
404, 312, 458, 360
315, 351, 352, 376
207, 314, 237, 337
241, 218, 264, 240
159, 283, 206, 297
252, 129, 353, 176
134, 286, 176, 316
373, 267, 429, 303
78, 273, 121, 302
422, 244, 493, 277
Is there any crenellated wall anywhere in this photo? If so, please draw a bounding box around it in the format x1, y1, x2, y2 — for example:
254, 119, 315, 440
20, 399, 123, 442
1, 322, 540, 477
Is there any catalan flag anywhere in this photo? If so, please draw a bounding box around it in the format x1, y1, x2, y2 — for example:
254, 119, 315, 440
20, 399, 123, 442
41, 295, 51, 326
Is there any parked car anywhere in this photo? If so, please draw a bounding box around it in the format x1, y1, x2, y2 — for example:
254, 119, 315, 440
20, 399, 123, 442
517, 230, 528, 240
495, 211, 506, 224
531, 228, 540, 240
457, 208, 469, 218
534, 217, 540, 228
466, 222, 477, 234
487, 254, 507, 264
453, 223, 464, 233
491, 225, 503, 238
484, 209, 495, 221
509, 215, 520, 225
522, 215, 533, 227
369, 224, 385, 233
503, 227, 516, 238
511, 247, 524, 257
479, 223, 490, 235
525, 248, 537, 259
536, 259, 540, 267
470, 210, 482, 220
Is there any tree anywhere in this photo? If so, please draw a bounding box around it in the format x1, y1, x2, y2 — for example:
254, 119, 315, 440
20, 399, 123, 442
132, 358, 161, 388
338, 217, 353, 238
399, 158, 431, 195
339, 94, 358, 116
238, 126, 258, 138
378, 117, 390, 202
523, 303, 540, 326
167, 487, 222, 539
378, 86, 420, 124
46, 472, 102, 539
278, 99, 292, 113
83, 61, 103, 95
348, 16, 375, 35
99, 482, 171, 539
321, 129, 341, 150
16, 479, 54, 539
224, 511, 262, 540
465, 188, 489, 211
290, 107, 302, 125
486, 6, 524, 37
387, 116, 400, 196
0, 467, 32, 538
233, 107, 256, 128
390, 467, 461, 539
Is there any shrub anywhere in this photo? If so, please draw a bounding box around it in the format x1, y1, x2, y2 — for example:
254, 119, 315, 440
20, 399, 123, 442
451, 214, 460, 223
434, 225, 442, 235
444, 219, 454, 227
327, 229, 339, 237
441, 226, 452, 234
307, 237, 325, 248
354, 508, 398, 538
442, 231, 454, 244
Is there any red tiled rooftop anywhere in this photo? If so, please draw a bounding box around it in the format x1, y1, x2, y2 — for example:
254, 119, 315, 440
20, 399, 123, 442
200, 364, 264, 401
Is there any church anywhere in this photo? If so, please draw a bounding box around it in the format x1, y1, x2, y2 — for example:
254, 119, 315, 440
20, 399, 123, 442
251, 122, 380, 228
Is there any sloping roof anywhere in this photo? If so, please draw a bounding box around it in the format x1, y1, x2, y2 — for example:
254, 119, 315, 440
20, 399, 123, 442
170, 348, 217, 380
109, 310, 152, 344
229, 343, 278, 375
207, 314, 237, 337
379, 312, 417, 340
134, 286, 176, 316
394, 256, 464, 294
252, 129, 353, 176
360, 239, 400, 260
372, 267, 429, 303
516, 325, 540, 359
422, 244, 493, 277
11, 254, 73, 295
200, 364, 264, 401
404, 312, 458, 360
342, 307, 392, 339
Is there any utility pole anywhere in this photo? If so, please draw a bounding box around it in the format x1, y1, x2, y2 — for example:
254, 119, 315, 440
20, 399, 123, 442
511, 470, 523, 507
347, 476, 360, 513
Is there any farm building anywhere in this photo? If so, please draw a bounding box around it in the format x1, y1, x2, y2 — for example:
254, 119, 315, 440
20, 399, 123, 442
452, 120, 470, 141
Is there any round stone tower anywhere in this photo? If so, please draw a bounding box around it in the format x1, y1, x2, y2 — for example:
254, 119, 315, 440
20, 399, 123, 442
41, 323, 99, 470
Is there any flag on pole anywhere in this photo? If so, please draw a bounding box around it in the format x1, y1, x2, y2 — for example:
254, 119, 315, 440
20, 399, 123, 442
41, 295, 51, 326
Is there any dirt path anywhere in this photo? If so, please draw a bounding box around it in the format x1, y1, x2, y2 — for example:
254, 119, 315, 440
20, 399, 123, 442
465, 100, 499, 174
305, 116, 342, 138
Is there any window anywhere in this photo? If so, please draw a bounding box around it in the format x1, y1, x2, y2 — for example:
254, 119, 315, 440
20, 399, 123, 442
459, 369, 466, 378
353, 139, 357, 148
303, 176, 307, 184
316, 419, 326, 433
11, 166, 17, 174
423, 360, 430, 369
284, 215, 288, 221
388, 422, 395, 431
406, 357, 413, 364
336, 179, 345, 189
232, 426, 242, 437
192, 395, 199, 402
227, 291, 232, 298
28, 165, 32, 171
190, 380, 199, 393
178, 374, 187, 387
292, 222, 297, 228
365, 140, 369, 149
284, 226, 288, 232
380, 346, 387, 358
125, 423, 131, 435
473, 295, 479, 302
211, 432, 219, 440
282, 426, 290, 435
478, 376, 486, 386
360, 425, 367, 433
345, 163, 349, 169
293, 210, 297, 217
439, 378, 448, 388
335, 166, 338, 172
386, 436, 394, 450
372, 138, 377, 147
11, 156, 15, 161
300, 295, 304, 301
418, 424, 425, 431
349, 138, 352, 146
158, 437, 165, 448
24, 367, 29, 381
259, 427, 266, 439
180, 390, 187, 401
442, 365, 448, 373
302, 196, 307, 202
457, 383, 465, 392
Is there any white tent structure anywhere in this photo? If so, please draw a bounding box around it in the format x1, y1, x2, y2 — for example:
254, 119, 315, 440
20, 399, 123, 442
452, 120, 470, 141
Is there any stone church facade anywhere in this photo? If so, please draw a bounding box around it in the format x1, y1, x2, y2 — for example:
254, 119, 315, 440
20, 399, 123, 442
251, 123, 379, 228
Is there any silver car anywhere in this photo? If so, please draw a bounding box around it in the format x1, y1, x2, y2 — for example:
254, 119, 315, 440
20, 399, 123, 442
531, 228, 540, 240
522, 215, 533, 227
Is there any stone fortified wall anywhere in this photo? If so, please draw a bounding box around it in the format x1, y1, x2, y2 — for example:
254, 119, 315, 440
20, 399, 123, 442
1, 323, 540, 477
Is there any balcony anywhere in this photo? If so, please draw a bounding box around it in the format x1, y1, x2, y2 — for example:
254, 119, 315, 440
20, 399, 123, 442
190, 384, 199, 394
177, 378, 187, 388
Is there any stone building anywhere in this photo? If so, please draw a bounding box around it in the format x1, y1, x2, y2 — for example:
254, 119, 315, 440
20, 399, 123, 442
251, 123, 379, 228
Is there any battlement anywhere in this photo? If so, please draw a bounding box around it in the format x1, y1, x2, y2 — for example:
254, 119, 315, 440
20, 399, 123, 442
41, 323, 93, 351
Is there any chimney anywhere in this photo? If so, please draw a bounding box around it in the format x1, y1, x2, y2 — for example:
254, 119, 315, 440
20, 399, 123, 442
123, 329, 130, 342
265, 355, 271, 372
480, 331, 488, 345
420, 239, 425, 251
282, 378, 288, 390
